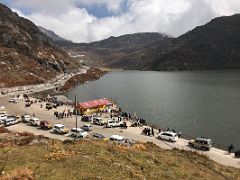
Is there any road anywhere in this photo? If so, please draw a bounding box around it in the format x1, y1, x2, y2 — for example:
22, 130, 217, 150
0, 66, 89, 97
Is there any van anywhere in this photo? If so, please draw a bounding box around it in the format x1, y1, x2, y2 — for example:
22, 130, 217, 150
3, 116, 18, 126
93, 117, 108, 126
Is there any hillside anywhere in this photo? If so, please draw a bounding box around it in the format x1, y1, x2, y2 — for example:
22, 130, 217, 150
148, 14, 240, 71
0, 129, 239, 179
59, 33, 170, 69
0, 3, 81, 87
57, 14, 240, 71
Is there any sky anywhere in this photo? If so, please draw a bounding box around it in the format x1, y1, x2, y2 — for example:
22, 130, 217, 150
1, 0, 240, 43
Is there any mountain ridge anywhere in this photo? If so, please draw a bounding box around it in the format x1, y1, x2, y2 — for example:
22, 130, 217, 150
47, 14, 240, 71
0, 3, 81, 87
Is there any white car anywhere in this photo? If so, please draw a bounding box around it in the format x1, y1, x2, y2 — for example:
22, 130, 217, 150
21, 114, 31, 123
52, 124, 69, 134
157, 131, 178, 142
93, 117, 108, 126
109, 135, 125, 142
3, 116, 18, 126
29, 117, 40, 126
9, 98, 20, 103
0, 114, 7, 124
70, 128, 88, 138
107, 120, 124, 128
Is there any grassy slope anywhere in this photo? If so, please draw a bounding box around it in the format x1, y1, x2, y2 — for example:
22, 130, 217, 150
0, 139, 240, 180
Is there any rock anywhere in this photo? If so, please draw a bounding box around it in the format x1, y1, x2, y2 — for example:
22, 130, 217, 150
2, 33, 12, 46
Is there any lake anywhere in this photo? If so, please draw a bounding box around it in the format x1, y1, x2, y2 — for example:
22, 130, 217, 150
64, 70, 240, 149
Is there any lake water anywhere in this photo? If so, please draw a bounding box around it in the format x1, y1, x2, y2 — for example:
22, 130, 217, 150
64, 70, 240, 149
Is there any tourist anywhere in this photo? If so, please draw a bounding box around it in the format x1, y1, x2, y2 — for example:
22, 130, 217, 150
228, 144, 234, 154
151, 127, 154, 136
158, 128, 162, 133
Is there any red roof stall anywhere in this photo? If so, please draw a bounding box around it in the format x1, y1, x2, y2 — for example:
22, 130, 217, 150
78, 98, 112, 115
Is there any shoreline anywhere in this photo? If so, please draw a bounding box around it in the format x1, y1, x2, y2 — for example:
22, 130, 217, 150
0, 95, 239, 168
0, 67, 107, 100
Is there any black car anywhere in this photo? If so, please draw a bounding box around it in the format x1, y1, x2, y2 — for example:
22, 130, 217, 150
92, 133, 105, 139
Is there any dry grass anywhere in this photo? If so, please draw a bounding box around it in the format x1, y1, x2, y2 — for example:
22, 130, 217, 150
1, 167, 33, 180
0, 127, 10, 134
0, 139, 239, 180
0, 131, 37, 147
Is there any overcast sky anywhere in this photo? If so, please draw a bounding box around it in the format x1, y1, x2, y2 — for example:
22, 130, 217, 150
1, 0, 240, 42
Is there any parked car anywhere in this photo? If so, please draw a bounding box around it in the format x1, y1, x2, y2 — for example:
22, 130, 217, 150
188, 138, 212, 151
70, 128, 88, 138
9, 97, 19, 103
157, 131, 178, 142
81, 124, 92, 131
3, 116, 18, 126
109, 135, 125, 142
107, 120, 124, 128
52, 124, 69, 134
21, 114, 31, 123
39, 121, 52, 130
0, 114, 7, 124
29, 117, 40, 126
235, 150, 240, 158
81, 115, 93, 122
93, 117, 108, 126
92, 133, 105, 139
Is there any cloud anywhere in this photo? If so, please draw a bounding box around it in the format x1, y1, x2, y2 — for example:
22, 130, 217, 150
4, 0, 240, 42
77, 0, 127, 13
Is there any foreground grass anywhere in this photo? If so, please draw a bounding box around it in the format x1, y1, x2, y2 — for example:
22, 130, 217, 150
0, 139, 240, 180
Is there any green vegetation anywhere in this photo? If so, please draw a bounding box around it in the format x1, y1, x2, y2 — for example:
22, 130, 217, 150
0, 139, 239, 180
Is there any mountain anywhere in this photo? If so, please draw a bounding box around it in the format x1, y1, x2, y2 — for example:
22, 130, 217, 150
38, 26, 68, 42
61, 14, 240, 71
38, 26, 73, 46
147, 14, 240, 71
61, 33, 170, 69
0, 3, 81, 87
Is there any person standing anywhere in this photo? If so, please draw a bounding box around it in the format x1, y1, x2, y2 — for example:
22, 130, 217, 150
151, 127, 154, 137
228, 144, 234, 154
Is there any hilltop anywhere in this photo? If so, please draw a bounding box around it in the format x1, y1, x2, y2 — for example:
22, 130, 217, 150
0, 3, 81, 87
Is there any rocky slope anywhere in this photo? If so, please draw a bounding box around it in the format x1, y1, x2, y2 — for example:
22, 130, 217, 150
0, 3, 81, 87
38, 26, 72, 46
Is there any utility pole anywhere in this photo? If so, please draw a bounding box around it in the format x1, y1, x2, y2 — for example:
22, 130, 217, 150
75, 95, 77, 131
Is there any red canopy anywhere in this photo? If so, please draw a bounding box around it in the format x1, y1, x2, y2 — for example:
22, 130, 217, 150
79, 98, 112, 109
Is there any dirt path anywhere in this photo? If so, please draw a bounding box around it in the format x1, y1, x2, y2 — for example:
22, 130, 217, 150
1, 96, 240, 168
